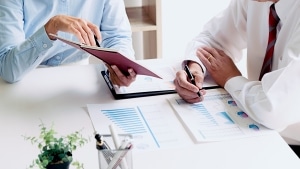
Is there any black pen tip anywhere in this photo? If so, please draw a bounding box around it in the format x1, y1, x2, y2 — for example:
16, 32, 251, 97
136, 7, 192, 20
94, 35, 100, 47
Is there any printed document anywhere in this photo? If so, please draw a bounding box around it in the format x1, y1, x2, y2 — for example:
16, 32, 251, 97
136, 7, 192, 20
169, 88, 272, 142
87, 98, 193, 151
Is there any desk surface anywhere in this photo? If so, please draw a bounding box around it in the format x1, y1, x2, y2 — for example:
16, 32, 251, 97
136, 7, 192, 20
0, 60, 299, 169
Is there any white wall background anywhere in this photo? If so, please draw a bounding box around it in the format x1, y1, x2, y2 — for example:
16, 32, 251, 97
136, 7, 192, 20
161, 0, 247, 76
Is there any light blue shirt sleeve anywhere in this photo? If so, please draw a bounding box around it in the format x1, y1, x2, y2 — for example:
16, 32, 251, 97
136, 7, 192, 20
100, 0, 135, 59
0, 0, 134, 83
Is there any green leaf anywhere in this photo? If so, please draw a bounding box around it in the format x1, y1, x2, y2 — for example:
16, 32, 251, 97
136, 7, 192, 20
41, 159, 49, 167
24, 122, 90, 169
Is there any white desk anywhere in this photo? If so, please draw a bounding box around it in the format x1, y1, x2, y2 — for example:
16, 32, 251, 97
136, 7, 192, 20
0, 60, 299, 169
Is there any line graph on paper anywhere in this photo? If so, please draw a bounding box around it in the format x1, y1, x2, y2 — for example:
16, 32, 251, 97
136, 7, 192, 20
169, 88, 272, 142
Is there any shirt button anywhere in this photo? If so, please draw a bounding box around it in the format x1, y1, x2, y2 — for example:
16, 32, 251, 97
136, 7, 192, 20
43, 44, 48, 48
56, 56, 61, 60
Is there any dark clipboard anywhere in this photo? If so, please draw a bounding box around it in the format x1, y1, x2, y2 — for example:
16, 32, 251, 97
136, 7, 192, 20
101, 71, 177, 100
51, 34, 162, 79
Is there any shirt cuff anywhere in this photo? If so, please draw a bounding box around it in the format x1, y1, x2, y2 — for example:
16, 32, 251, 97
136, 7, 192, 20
29, 27, 54, 53
224, 76, 249, 94
182, 59, 207, 76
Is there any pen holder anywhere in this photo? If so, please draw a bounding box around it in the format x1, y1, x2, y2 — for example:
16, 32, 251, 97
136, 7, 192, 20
97, 134, 133, 169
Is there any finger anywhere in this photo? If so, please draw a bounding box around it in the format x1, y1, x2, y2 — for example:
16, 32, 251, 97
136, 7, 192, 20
202, 47, 220, 59
79, 20, 95, 46
88, 22, 102, 43
215, 48, 227, 57
109, 73, 118, 86
87, 30, 96, 46
120, 69, 136, 86
81, 21, 99, 46
110, 71, 123, 86
74, 23, 90, 45
76, 25, 89, 45
67, 24, 85, 44
111, 65, 126, 80
174, 78, 202, 103
111, 65, 134, 87
105, 64, 122, 85
128, 68, 136, 81
202, 49, 215, 62
52, 15, 84, 44
176, 70, 200, 93
70, 19, 93, 46
106, 64, 116, 79
197, 48, 211, 68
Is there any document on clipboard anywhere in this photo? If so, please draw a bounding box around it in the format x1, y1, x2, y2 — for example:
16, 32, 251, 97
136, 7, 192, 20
101, 65, 177, 99
51, 34, 161, 79
99, 63, 220, 99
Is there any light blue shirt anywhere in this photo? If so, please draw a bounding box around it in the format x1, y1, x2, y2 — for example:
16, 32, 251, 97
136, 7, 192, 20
0, 0, 134, 83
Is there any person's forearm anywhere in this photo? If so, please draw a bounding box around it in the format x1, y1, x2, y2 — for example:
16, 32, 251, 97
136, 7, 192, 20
0, 28, 53, 83
224, 65, 300, 131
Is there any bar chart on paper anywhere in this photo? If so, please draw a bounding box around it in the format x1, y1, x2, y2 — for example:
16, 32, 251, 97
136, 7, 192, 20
169, 88, 272, 142
87, 99, 192, 150
101, 108, 147, 134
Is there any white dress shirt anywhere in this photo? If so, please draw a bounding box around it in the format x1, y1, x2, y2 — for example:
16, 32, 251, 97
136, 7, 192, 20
184, 0, 300, 144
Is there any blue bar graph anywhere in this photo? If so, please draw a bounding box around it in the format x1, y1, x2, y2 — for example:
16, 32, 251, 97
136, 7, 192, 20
102, 108, 147, 134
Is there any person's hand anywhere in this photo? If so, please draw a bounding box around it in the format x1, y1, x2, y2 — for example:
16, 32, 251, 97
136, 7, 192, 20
197, 46, 242, 87
105, 64, 136, 87
44, 15, 102, 46
174, 61, 206, 103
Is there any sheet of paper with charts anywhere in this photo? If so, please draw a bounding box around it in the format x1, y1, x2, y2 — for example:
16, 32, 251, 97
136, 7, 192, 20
87, 99, 193, 151
168, 88, 272, 142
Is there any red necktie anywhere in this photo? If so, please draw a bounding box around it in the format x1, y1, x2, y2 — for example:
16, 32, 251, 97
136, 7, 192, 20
259, 4, 280, 80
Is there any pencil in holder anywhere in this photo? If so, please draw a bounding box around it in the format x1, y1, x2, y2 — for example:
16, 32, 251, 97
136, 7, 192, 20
97, 134, 133, 169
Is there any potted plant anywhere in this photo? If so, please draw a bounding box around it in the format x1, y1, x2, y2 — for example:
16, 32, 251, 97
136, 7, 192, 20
23, 122, 89, 169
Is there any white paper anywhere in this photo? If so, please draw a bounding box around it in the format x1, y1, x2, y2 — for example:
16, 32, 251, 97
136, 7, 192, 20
168, 88, 272, 142
87, 99, 192, 151
114, 65, 176, 94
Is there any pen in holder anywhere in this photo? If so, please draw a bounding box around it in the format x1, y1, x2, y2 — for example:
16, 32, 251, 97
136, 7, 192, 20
96, 134, 133, 169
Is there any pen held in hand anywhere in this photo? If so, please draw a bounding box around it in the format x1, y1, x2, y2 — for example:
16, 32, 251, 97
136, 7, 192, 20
184, 65, 202, 97
94, 35, 101, 47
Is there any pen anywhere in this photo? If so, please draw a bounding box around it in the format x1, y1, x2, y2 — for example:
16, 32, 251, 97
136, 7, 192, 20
95, 133, 109, 150
95, 132, 114, 164
94, 35, 100, 47
184, 65, 202, 97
